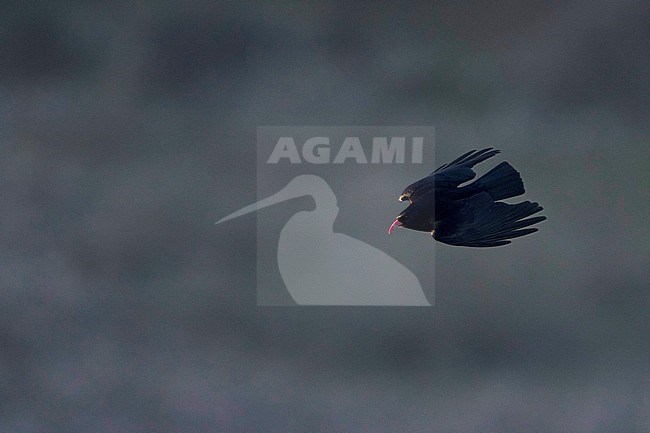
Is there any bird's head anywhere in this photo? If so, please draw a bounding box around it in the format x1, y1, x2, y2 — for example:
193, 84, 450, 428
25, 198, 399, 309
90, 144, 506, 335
388, 204, 434, 234
398, 192, 411, 202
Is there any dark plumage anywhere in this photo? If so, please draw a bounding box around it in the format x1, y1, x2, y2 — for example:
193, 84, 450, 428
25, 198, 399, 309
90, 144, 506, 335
388, 148, 546, 247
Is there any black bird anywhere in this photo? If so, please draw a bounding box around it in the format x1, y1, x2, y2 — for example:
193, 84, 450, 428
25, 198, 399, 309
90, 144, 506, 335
388, 148, 546, 247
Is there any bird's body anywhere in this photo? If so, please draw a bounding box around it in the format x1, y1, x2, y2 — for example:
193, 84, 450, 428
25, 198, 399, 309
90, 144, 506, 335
389, 148, 546, 247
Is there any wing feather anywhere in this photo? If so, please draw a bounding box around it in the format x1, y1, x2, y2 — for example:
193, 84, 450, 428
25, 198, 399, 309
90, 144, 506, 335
433, 192, 546, 247
400, 148, 500, 202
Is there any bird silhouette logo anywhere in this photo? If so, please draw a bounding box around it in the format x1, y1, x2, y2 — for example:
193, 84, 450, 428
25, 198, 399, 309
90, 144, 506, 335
216, 175, 430, 306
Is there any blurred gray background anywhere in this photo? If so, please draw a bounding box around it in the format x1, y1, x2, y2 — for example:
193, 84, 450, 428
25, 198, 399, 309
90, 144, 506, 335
1, 1, 649, 431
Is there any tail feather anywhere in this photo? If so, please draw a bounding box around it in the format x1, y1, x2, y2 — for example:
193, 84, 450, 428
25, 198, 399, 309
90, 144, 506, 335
472, 161, 525, 201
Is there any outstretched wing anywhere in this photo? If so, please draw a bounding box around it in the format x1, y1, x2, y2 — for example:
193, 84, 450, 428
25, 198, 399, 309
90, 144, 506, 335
400, 148, 500, 202
433, 192, 546, 247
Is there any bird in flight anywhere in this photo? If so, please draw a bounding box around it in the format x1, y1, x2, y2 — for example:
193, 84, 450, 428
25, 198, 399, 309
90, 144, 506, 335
389, 148, 546, 247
